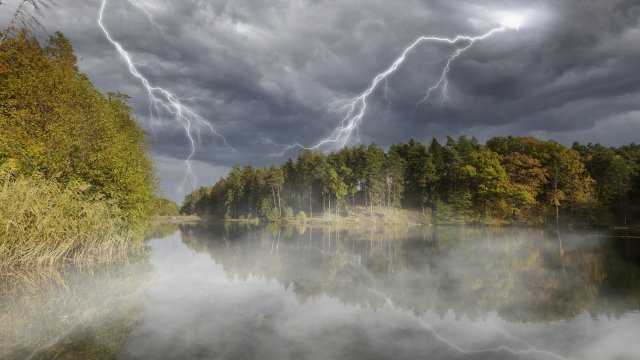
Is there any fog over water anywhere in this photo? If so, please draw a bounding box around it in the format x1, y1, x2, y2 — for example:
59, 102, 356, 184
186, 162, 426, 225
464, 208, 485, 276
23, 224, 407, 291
3, 224, 640, 359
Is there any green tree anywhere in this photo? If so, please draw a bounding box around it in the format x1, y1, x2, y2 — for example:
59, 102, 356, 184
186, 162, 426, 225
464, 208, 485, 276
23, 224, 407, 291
0, 30, 155, 225
467, 148, 510, 219
363, 144, 386, 219
224, 166, 244, 219
543, 142, 596, 223
324, 167, 347, 216
385, 148, 405, 208
266, 165, 285, 216
502, 152, 546, 222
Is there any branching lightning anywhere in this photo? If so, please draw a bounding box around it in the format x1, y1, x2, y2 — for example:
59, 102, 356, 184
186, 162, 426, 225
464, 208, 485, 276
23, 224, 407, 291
126, 0, 164, 34
368, 289, 567, 360
97, 0, 232, 192
97, 0, 527, 183
414, 39, 477, 108
286, 17, 524, 152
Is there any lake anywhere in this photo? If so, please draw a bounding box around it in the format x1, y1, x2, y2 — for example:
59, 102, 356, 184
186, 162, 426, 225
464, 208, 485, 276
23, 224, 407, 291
3, 223, 640, 359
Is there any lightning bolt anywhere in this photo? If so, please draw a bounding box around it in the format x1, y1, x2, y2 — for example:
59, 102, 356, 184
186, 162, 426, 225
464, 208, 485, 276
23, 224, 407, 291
290, 25, 512, 152
414, 39, 478, 108
366, 288, 568, 360
97, 0, 232, 193
126, 0, 164, 34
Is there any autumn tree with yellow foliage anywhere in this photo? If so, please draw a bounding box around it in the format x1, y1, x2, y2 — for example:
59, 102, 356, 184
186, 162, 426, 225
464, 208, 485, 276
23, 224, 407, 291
0, 28, 157, 269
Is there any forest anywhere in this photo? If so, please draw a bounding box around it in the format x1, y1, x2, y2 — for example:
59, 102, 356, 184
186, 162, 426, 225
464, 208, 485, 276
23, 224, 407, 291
182, 137, 640, 226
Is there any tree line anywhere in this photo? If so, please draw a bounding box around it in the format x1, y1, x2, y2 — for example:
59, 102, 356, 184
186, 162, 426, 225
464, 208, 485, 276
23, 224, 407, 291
182, 137, 640, 225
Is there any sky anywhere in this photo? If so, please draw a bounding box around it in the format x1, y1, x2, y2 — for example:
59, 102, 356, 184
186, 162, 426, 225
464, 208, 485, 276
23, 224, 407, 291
1, 0, 639, 202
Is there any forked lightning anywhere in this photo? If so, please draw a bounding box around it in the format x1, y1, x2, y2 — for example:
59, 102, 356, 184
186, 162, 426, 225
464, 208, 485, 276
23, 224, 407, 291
97, 0, 232, 192
289, 14, 524, 152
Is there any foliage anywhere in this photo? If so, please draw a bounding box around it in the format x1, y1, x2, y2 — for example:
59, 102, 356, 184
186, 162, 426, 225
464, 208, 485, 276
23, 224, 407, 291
182, 136, 639, 225
0, 30, 156, 227
150, 197, 180, 217
283, 206, 294, 219
0, 29, 157, 271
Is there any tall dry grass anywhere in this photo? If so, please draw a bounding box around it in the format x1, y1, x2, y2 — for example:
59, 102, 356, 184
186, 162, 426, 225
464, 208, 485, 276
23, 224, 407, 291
0, 167, 140, 274
0, 255, 152, 359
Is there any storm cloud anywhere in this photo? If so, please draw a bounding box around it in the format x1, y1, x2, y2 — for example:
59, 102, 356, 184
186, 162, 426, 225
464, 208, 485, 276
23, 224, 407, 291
2, 0, 639, 201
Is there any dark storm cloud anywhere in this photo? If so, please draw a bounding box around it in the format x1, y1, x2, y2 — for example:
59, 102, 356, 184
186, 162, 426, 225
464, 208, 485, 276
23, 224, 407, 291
2, 0, 639, 201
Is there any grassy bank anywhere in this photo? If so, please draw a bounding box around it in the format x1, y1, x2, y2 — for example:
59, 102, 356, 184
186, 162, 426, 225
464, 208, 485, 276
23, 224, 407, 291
0, 171, 141, 274
293, 207, 428, 225
219, 206, 614, 227
218, 206, 428, 226
153, 215, 202, 223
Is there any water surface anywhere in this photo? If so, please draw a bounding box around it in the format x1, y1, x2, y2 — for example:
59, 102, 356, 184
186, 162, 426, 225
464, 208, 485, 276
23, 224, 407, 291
3, 224, 640, 359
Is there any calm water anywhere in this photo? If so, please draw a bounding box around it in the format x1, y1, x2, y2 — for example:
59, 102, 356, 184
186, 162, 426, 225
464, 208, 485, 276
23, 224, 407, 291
3, 224, 640, 359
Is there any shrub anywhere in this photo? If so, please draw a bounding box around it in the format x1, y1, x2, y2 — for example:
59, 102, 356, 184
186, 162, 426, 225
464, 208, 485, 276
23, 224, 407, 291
259, 198, 281, 222
150, 197, 180, 217
284, 207, 294, 219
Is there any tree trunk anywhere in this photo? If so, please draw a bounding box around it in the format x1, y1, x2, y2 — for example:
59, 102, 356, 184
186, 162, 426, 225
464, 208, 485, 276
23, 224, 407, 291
323, 193, 326, 219
553, 167, 560, 228
277, 188, 282, 216
271, 188, 277, 210
370, 191, 374, 222
430, 196, 436, 225
309, 183, 313, 218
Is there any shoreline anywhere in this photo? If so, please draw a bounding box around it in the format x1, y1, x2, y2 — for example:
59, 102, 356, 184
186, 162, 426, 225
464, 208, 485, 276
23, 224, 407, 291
188, 207, 639, 229
153, 215, 203, 223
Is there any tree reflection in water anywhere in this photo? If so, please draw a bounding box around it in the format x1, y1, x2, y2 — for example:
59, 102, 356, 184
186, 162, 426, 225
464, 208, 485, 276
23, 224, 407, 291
8, 223, 635, 359
180, 223, 640, 323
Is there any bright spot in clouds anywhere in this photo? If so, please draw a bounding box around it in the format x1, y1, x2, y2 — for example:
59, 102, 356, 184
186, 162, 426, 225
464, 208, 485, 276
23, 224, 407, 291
492, 7, 550, 30
500, 12, 525, 29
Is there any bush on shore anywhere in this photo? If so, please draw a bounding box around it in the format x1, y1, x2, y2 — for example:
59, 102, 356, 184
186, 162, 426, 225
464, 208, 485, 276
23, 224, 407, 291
0, 29, 156, 228
0, 29, 157, 271
0, 166, 139, 273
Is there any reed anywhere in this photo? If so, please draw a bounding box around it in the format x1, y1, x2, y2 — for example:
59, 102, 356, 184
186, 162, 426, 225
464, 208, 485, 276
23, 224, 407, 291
0, 168, 140, 274
0, 255, 152, 359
